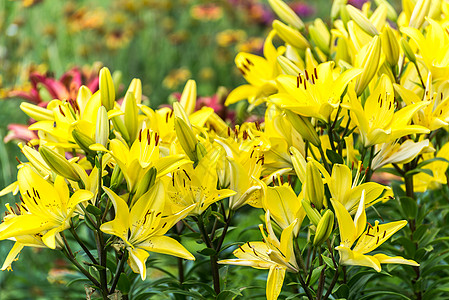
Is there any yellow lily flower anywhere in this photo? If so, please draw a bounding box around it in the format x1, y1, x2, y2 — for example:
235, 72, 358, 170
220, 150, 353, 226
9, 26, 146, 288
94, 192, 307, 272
91, 128, 191, 194
394, 75, 449, 131
270, 61, 361, 122
225, 30, 281, 107
219, 211, 298, 300
0, 165, 93, 249
342, 76, 430, 147
413, 142, 449, 192
262, 183, 305, 236
371, 139, 434, 171
100, 181, 195, 280
402, 19, 449, 82
166, 148, 236, 215
315, 161, 393, 214
332, 191, 419, 272
0, 204, 47, 271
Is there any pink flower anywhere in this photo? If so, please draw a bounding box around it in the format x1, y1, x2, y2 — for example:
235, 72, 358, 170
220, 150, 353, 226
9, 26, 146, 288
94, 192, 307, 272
3, 124, 38, 144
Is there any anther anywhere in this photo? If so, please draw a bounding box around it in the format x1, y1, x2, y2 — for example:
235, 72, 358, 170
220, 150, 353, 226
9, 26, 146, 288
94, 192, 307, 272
59, 106, 66, 117
305, 70, 309, 81
246, 58, 254, 66
383, 231, 386, 238
183, 169, 191, 181
314, 68, 318, 79
376, 236, 379, 244
297, 76, 300, 88
156, 212, 162, 217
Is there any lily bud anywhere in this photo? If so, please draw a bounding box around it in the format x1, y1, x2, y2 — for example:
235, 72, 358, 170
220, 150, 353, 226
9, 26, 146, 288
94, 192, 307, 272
309, 19, 330, 56
268, 0, 304, 30
374, 0, 398, 21
289, 146, 306, 184
99, 67, 115, 111
179, 80, 197, 116
20, 102, 53, 121
195, 142, 207, 162
301, 198, 321, 226
355, 36, 381, 96
110, 165, 124, 190
409, 0, 431, 28
123, 92, 138, 143
272, 20, 309, 50
132, 167, 157, 202
76, 86, 92, 111
346, 5, 379, 36
381, 24, 400, 67
39, 145, 80, 181
174, 117, 197, 162
127, 78, 143, 105
111, 115, 130, 143
305, 161, 325, 210
331, 0, 346, 20
95, 106, 109, 148
313, 210, 334, 246
277, 56, 301, 76
72, 130, 95, 156
284, 110, 321, 147
400, 38, 416, 64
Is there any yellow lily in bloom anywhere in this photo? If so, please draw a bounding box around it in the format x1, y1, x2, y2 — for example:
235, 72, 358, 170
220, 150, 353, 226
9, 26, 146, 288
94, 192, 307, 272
166, 148, 236, 215
315, 162, 393, 214
371, 139, 434, 170
26, 87, 105, 149
401, 19, 449, 81
225, 30, 281, 107
219, 211, 298, 300
91, 128, 191, 193
0, 204, 47, 271
414, 142, 449, 192
101, 181, 195, 280
270, 61, 361, 122
262, 183, 305, 236
342, 76, 430, 147
332, 191, 419, 272
0, 165, 93, 249
394, 75, 449, 131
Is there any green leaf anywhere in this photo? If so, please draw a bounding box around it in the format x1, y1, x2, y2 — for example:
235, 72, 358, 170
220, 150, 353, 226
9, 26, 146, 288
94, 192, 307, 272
117, 273, 130, 295
309, 265, 325, 286
197, 247, 217, 256
321, 254, 336, 270
333, 284, 349, 298
416, 157, 449, 169
399, 196, 417, 219
326, 149, 344, 164
358, 291, 411, 300
217, 289, 243, 300
405, 168, 433, 177
211, 211, 226, 224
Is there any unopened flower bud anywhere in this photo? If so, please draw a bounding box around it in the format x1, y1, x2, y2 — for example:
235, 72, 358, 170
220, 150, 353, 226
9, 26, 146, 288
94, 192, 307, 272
95, 106, 109, 148
72, 130, 95, 156
355, 36, 381, 95
309, 19, 330, 56
284, 110, 321, 147
313, 210, 334, 246
400, 38, 416, 64
268, 0, 304, 30
374, 0, 398, 21
301, 198, 321, 226
195, 142, 208, 162
289, 146, 306, 184
123, 92, 138, 143
127, 78, 142, 105
346, 5, 379, 36
110, 165, 124, 189
39, 145, 80, 181
272, 20, 310, 50
174, 117, 197, 162
409, 0, 431, 29
305, 161, 325, 210
99, 67, 115, 111
179, 80, 197, 116
277, 56, 301, 76
381, 24, 400, 66
331, 0, 346, 20
132, 167, 157, 202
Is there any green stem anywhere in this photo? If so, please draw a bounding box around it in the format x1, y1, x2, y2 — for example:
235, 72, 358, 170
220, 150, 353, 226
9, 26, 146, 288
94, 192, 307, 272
316, 250, 326, 300
69, 227, 98, 265
95, 230, 108, 298
109, 251, 127, 294
197, 216, 221, 294
322, 267, 340, 300
317, 144, 331, 174
297, 272, 314, 300
59, 233, 103, 293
